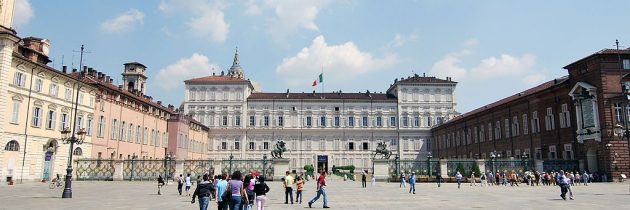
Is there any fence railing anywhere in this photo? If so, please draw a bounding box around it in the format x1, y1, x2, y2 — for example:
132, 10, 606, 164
123, 159, 176, 181
220, 159, 273, 179
75, 159, 115, 181
389, 160, 439, 177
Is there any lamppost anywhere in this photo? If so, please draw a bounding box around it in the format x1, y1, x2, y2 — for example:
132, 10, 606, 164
490, 151, 496, 173
59, 127, 86, 198
522, 152, 529, 171
59, 45, 88, 199
229, 153, 234, 174
426, 152, 433, 177
130, 153, 138, 181
395, 155, 400, 177
262, 154, 268, 177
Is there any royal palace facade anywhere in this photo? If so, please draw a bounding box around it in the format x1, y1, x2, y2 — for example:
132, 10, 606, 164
183, 50, 458, 173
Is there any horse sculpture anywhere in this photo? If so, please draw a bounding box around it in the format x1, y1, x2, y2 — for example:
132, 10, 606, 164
372, 141, 392, 159
271, 140, 287, 159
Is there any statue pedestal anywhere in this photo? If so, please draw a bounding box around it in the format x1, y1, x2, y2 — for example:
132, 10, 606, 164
373, 159, 390, 182
272, 159, 290, 181
112, 160, 124, 181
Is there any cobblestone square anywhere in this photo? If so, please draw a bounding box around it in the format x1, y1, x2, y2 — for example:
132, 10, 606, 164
1, 179, 629, 210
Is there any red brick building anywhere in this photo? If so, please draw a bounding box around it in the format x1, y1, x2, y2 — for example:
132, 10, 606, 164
432, 47, 630, 180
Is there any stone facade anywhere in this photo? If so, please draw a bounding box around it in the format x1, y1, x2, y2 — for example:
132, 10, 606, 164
183, 50, 458, 173
167, 113, 210, 160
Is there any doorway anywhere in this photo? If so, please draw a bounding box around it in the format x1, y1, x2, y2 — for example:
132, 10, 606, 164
317, 155, 328, 173
586, 147, 598, 173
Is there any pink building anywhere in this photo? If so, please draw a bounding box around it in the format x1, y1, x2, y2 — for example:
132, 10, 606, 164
168, 113, 210, 160
80, 63, 173, 160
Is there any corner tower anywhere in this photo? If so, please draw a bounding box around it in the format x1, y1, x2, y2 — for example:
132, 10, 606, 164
227, 48, 245, 79
122, 62, 148, 94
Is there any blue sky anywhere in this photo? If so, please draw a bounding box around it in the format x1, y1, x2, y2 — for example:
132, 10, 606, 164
13, 0, 630, 113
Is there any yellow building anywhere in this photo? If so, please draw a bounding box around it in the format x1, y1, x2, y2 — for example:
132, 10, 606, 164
0, 34, 96, 183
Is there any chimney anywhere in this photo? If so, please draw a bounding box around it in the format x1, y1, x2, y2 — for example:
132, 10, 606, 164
105, 76, 110, 83
423, 73, 426, 77
109, 79, 113, 84
62, 66, 67, 73
72, 68, 78, 73
157, 101, 162, 105
118, 85, 123, 90
83, 66, 88, 72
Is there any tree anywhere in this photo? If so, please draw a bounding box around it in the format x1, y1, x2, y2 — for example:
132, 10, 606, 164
472, 162, 481, 177
456, 163, 466, 176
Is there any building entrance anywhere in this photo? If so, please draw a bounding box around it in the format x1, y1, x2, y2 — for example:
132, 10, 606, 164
317, 155, 328, 173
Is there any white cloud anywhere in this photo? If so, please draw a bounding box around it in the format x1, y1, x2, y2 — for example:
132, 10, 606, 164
159, 0, 229, 43
246, 0, 330, 40
100, 9, 144, 33
462, 38, 479, 46
387, 33, 418, 48
470, 54, 536, 78
430, 51, 538, 84
522, 73, 547, 86
430, 53, 467, 81
276, 35, 398, 87
155, 53, 219, 90
13, 0, 35, 28
245, 0, 262, 15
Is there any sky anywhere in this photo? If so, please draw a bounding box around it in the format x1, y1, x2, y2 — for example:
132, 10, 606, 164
12, 0, 630, 113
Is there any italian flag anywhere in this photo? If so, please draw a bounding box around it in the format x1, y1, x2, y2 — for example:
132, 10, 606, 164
312, 73, 323, 87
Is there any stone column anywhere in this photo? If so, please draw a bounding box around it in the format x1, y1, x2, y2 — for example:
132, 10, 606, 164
175, 161, 184, 181
112, 160, 124, 181
372, 159, 390, 181
439, 159, 449, 177
535, 159, 544, 172
272, 159, 290, 180
476, 159, 486, 174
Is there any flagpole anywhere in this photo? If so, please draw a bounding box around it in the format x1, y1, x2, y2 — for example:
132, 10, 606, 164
321, 65, 324, 93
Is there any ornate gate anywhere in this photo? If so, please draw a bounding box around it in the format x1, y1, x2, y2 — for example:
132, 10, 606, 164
389, 160, 439, 177
183, 160, 215, 178
123, 159, 175, 181
221, 159, 273, 179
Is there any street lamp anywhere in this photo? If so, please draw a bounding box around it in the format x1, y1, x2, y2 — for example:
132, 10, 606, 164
229, 153, 234, 174
262, 154, 268, 177
522, 152, 529, 171
61, 45, 87, 199
490, 151, 497, 173
426, 152, 433, 177
395, 155, 400, 177
60, 127, 86, 198
130, 153, 138, 181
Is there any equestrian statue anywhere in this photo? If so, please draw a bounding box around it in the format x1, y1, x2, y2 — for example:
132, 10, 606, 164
372, 141, 392, 159
271, 140, 287, 159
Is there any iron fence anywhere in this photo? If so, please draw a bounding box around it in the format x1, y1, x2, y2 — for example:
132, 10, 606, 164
220, 159, 273, 179
485, 159, 533, 173
389, 160, 439, 177
446, 160, 476, 177
123, 159, 175, 181
543, 160, 579, 172
183, 160, 215, 178
75, 159, 115, 181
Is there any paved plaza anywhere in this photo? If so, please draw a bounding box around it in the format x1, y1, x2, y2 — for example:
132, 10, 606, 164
1, 179, 630, 210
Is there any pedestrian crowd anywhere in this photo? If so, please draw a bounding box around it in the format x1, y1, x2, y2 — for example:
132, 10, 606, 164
161, 170, 330, 210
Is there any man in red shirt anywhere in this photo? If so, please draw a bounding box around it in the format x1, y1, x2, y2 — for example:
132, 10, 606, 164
308, 171, 330, 208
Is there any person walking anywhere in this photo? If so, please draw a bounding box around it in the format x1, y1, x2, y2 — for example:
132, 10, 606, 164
228, 171, 248, 210
295, 176, 304, 204
308, 171, 330, 208
399, 173, 406, 188
509, 170, 518, 187
470, 172, 476, 186
254, 176, 270, 210
283, 171, 295, 204
436, 173, 442, 187
495, 171, 500, 186
565, 172, 574, 200
408, 172, 416, 194
157, 175, 165, 195
243, 175, 255, 210
557, 170, 570, 200
178, 174, 184, 196
186, 174, 193, 196
192, 174, 215, 210
371, 173, 376, 187
582, 171, 589, 186
215, 175, 229, 210
455, 171, 463, 189
480, 173, 487, 187
361, 171, 367, 188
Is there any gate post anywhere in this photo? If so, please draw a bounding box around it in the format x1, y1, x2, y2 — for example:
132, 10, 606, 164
175, 161, 184, 180
476, 159, 486, 174
113, 160, 124, 181
272, 159, 290, 180
439, 159, 449, 177
372, 159, 390, 181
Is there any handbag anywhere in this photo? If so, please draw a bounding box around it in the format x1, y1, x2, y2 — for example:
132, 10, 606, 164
221, 184, 232, 202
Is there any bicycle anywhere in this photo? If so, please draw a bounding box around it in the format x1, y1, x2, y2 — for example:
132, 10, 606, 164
49, 174, 64, 189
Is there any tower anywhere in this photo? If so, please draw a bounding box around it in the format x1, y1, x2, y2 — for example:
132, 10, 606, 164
122, 62, 148, 94
227, 47, 245, 79
0, 0, 15, 28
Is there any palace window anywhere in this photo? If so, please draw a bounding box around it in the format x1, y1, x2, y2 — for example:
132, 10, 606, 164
263, 142, 270, 150
14, 71, 26, 87
249, 142, 255, 150
223, 116, 228, 126
306, 116, 312, 127
348, 142, 355, 150
531, 111, 540, 133
334, 116, 340, 127
73, 147, 83, 156
545, 107, 555, 131
559, 104, 571, 128
362, 116, 368, 127
249, 116, 255, 126
390, 116, 396, 127
264, 116, 269, 127
46, 110, 56, 130
278, 116, 284, 127
522, 114, 529, 135
11, 101, 20, 124
320, 116, 326, 127
362, 142, 369, 150
348, 116, 354, 127
4, 140, 19, 151
402, 116, 409, 127
512, 116, 519, 136
32, 107, 42, 127
34, 78, 43, 92
235, 115, 241, 126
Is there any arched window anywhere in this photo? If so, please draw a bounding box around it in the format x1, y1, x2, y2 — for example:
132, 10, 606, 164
4, 140, 19, 151
73, 147, 83, 156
